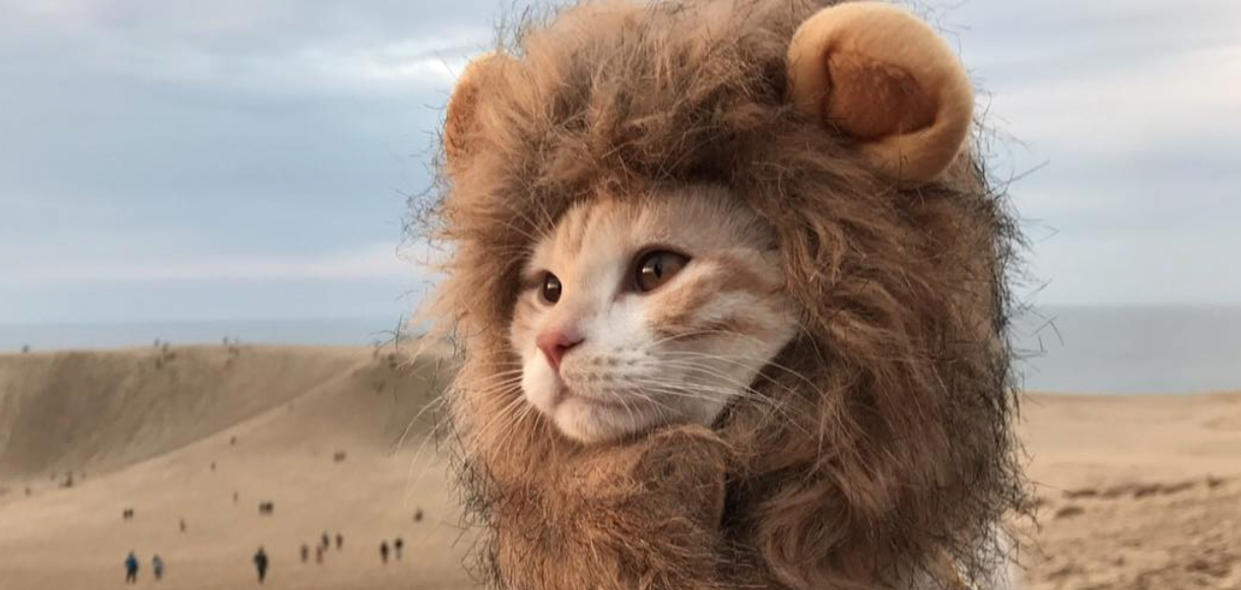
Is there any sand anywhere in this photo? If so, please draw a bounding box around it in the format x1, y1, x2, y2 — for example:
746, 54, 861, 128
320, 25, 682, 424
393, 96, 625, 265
1015, 392, 1241, 589
1, 345, 1238, 589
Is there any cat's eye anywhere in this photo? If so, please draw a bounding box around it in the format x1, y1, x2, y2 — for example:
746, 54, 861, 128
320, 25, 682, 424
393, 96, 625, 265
634, 250, 689, 293
540, 272, 562, 304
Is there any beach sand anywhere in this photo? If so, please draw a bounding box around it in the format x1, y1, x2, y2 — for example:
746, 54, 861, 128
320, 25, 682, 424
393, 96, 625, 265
0, 346, 1237, 589
1016, 392, 1241, 589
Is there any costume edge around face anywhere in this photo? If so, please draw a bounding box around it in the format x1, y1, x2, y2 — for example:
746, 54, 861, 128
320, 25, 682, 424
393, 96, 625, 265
428, 1, 1027, 588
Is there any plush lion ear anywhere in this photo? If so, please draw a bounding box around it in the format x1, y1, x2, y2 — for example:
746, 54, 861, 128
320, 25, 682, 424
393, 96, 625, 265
443, 52, 508, 166
787, 2, 974, 182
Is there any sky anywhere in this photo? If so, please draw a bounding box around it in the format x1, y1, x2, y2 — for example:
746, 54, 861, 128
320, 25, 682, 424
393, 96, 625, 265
1, 0, 1239, 328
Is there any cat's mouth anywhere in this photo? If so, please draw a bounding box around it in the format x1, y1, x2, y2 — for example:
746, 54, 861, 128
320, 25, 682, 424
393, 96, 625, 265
554, 386, 632, 410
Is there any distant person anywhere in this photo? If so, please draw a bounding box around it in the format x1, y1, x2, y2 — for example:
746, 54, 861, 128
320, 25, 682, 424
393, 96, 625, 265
124, 551, 139, 584
335, 532, 343, 550
321, 532, 330, 549
179, 518, 186, 533
315, 546, 323, 564
379, 541, 389, 564
300, 544, 309, 563
233, 491, 239, 503
253, 547, 269, 583
152, 554, 165, 581
393, 538, 403, 560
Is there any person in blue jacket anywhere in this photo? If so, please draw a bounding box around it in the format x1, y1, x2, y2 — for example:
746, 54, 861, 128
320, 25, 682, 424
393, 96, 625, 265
124, 551, 139, 584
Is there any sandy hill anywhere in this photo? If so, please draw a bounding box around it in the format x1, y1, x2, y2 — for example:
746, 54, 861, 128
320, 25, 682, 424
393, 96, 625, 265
1, 346, 402, 478
0, 344, 476, 590
0, 345, 1238, 589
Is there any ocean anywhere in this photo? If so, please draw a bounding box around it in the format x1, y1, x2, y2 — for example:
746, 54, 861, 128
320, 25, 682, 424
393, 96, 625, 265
2, 306, 1239, 394
1009, 305, 1241, 394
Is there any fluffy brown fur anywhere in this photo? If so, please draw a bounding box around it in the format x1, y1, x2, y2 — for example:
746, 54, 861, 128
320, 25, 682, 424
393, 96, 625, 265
419, 0, 1028, 588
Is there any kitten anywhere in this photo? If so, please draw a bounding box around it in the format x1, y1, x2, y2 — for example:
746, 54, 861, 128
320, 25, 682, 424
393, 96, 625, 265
509, 185, 799, 443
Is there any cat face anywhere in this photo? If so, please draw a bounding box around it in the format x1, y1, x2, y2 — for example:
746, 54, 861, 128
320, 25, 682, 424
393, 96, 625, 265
510, 186, 799, 443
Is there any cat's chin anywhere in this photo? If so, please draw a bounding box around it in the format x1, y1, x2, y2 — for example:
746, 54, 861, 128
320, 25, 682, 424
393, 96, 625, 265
548, 392, 661, 444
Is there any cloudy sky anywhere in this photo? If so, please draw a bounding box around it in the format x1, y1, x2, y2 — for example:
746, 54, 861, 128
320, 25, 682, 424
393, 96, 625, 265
2, 0, 1239, 327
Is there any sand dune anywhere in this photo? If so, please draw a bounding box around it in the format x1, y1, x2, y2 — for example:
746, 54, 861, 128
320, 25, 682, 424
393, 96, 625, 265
0, 345, 473, 589
1, 346, 376, 478
1, 345, 1238, 589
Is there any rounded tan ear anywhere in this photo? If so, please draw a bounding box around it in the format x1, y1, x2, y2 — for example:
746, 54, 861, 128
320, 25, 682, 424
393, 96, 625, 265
787, 2, 974, 182
443, 52, 508, 165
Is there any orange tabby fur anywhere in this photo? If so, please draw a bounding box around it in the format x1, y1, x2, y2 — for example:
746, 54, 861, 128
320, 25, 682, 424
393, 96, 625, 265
509, 188, 798, 443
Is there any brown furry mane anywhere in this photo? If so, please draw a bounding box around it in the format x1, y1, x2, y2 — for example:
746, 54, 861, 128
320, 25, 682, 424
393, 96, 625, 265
417, 0, 1029, 587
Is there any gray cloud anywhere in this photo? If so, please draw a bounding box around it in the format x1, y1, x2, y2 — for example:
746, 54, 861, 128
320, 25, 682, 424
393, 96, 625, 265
1, 0, 1238, 325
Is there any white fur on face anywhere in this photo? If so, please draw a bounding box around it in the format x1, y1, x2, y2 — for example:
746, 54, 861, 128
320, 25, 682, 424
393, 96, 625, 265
509, 187, 798, 443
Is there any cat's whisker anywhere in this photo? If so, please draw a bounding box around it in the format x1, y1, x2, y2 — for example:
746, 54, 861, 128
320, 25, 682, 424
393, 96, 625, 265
622, 379, 790, 429
491, 402, 539, 464
627, 379, 767, 411
402, 415, 458, 506
642, 329, 819, 395
632, 356, 797, 402
468, 391, 532, 451
659, 348, 818, 390
646, 327, 768, 349
463, 371, 527, 391
393, 394, 449, 454
617, 388, 642, 432
655, 359, 809, 405
622, 383, 725, 407
615, 386, 679, 416
625, 371, 811, 437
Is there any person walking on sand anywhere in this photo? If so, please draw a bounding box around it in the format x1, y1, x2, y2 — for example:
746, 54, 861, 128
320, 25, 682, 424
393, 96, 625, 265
124, 551, 139, 584
335, 532, 343, 550
393, 537, 403, 560
152, 554, 165, 581
321, 531, 330, 550
315, 546, 323, 564
379, 541, 389, 564
253, 546, 269, 583
300, 544, 309, 563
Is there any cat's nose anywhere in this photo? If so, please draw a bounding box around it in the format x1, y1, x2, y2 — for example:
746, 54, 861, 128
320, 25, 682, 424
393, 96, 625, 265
536, 329, 583, 371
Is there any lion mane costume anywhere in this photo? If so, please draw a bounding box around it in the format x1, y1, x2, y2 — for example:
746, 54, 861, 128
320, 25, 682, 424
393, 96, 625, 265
425, 1, 1027, 588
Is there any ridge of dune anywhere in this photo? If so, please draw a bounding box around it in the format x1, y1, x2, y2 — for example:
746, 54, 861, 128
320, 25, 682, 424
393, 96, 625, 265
0, 345, 392, 479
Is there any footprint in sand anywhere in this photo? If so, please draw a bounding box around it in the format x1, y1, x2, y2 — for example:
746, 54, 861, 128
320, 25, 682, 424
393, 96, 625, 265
1203, 415, 1241, 431
1053, 505, 1085, 519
